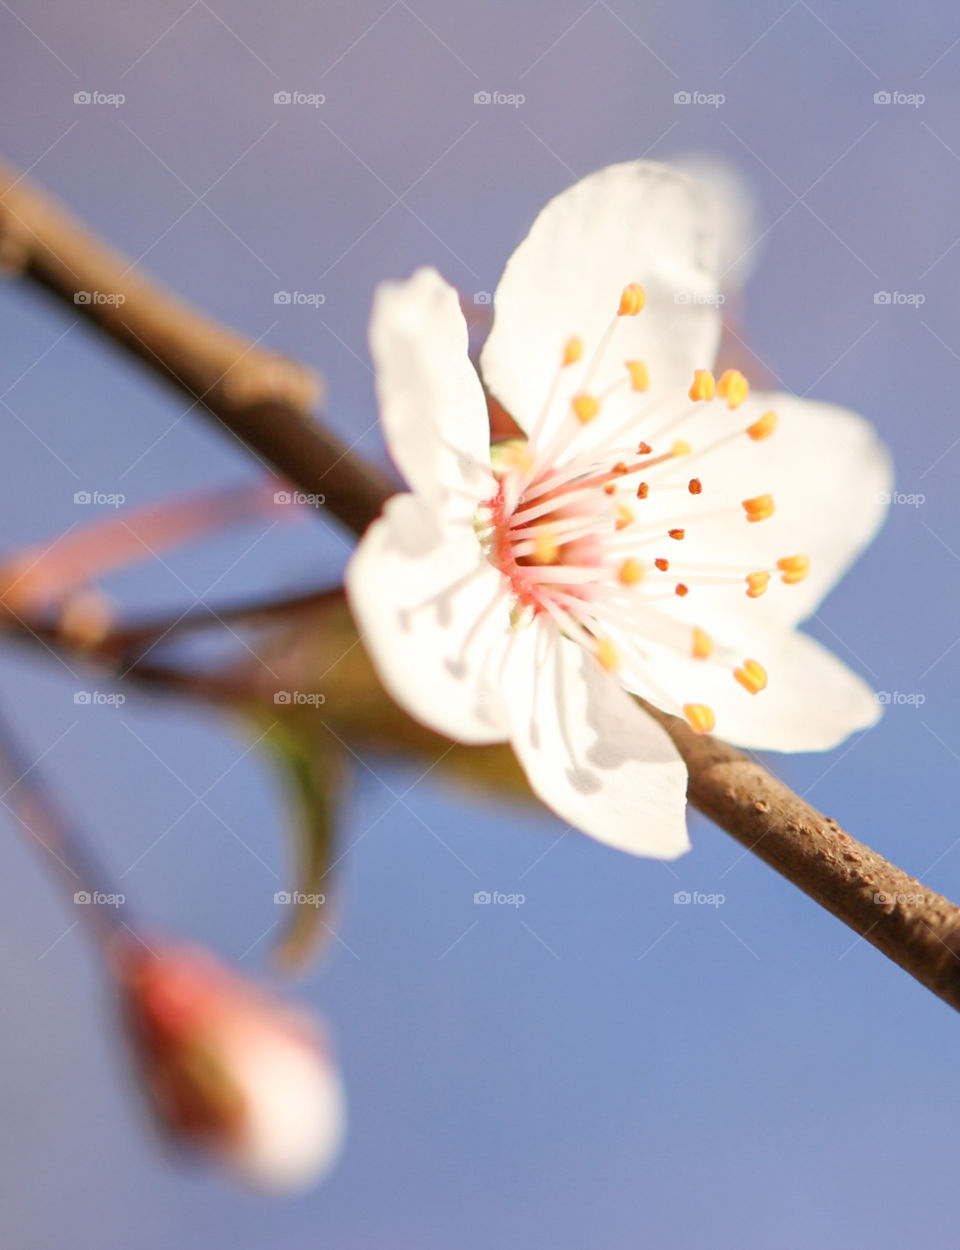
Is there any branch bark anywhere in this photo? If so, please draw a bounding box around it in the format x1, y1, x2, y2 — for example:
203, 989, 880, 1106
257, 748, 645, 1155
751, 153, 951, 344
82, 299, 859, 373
3, 155, 960, 1012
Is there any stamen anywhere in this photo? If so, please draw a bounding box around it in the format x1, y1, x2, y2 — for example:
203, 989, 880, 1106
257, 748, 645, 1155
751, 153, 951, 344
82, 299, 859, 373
691, 627, 713, 659
615, 505, 634, 531
532, 531, 560, 564
563, 336, 583, 366
572, 394, 600, 424
595, 637, 621, 671
625, 360, 650, 392
655, 558, 670, 571
637, 441, 652, 455
675, 583, 689, 597
668, 528, 685, 541
777, 554, 810, 584
734, 659, 768, 695
747, 410, 777, 441
745, 571, 770, 598
618, 558, 644, 586
688, 477, 702, 495
688, 369, 716, 402
636, 481, 649, 499
618, 283, 646, 316
683, 703, 716, 734
717, 369, 749, 410
742, 494, 775, 523
671, 439, 691, 457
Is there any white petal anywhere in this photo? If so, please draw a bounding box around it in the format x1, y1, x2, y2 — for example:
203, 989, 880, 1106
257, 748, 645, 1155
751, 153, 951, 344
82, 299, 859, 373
674, 153, 759, 288
499, 622, 690, 858
613, 617, 880, 752
346, 493, 510, 744
480, 161, 722, 452
641, 391, 892, 634
370, 267, 495, 511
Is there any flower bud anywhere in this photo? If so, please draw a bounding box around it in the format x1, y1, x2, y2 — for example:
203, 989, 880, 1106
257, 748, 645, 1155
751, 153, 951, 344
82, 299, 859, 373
115, 940, 346, 1191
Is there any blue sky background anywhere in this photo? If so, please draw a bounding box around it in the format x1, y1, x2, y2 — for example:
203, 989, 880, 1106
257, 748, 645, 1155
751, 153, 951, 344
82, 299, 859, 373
2, 0, 960, 1246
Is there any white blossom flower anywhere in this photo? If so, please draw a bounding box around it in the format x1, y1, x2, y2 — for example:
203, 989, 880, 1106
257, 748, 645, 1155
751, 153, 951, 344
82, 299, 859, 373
347, 160, 892, 859
118, 941, 346, 1190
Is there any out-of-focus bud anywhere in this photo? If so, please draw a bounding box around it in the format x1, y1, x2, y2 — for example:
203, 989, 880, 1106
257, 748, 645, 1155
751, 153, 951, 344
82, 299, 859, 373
114, 939, 346, 1191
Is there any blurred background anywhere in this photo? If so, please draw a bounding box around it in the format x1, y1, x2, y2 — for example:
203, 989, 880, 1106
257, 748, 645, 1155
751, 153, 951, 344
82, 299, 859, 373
1, 0, 958, 1245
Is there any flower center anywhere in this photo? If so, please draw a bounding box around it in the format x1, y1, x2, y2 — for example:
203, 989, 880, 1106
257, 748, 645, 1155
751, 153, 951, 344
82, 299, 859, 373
474, 283, 811, 735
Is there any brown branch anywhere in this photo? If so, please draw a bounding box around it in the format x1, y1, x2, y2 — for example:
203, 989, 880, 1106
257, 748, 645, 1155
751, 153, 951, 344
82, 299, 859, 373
3, 155, 960, 1012
0, 157, 394, 535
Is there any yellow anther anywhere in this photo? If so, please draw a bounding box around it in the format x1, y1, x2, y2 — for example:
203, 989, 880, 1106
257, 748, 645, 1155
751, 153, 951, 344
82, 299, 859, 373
691, 627, 713, 660
734, 659, 768, 695
563, 336, 583, 366
595, 637, 620, 671
717, 368, 750, 410
572, 393, 600, 423
671, 439, 692, 457
688, 369, 715, 402
618, 283, 646, 316
615, 505, 634, 532
617, 558, 644, 586
747, 410, 777, 441
745, 571, 770, 598
625, 359, 650, 392
683, 703, 716, 735
777, 554, 810, 584
742, 494, 775, 523
532, 531, 560, 565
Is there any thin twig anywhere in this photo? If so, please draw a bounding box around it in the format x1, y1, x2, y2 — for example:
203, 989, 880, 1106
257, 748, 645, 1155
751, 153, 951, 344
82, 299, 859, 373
3, 155, 960, 1012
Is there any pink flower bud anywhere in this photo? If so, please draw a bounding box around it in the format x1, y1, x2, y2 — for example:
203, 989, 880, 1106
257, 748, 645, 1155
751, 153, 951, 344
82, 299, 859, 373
115, 940, 346, 1190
